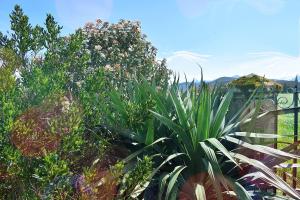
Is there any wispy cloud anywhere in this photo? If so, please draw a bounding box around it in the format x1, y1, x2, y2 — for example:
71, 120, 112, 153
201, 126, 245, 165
166, 50, 300, 81
235, 51, 300, 79
167, 51, 211, 62
166, 51, 212, 81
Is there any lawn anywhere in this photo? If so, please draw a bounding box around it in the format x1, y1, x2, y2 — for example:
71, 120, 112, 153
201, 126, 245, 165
277, 93, 299, 148
276, 93, 300, 189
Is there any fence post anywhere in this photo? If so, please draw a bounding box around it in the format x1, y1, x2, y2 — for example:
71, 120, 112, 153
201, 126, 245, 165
292, 77, 299, 189
273, 91, 278, 194
274, 91, 278, 150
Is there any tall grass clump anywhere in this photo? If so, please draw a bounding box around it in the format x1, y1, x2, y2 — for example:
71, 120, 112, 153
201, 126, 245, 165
109, 77, 300, 199
1, 4, 300, 200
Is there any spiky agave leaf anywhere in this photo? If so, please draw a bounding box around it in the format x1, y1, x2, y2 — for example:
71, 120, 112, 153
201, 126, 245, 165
152, 83, 300, 199
109, 76, 300, 199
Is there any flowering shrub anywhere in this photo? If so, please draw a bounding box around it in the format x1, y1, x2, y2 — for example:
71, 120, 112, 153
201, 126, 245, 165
11, 93, 82, 157
3, 4, 297, 200
0, 4, 169, 199
81, 19, 171, 89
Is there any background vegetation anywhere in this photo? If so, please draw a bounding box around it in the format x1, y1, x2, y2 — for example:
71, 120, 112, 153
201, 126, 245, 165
0, 5, 299, 200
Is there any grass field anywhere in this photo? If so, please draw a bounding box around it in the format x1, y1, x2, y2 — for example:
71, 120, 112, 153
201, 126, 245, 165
277, 93, 299, 148
276, 93, 300, 189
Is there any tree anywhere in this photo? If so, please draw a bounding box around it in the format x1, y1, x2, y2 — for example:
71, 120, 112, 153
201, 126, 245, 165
9, 5, 32, 66
44, 14, 63, 52
0, 32, 10, 47
0, 48, 20, 93
30, 25, 44, 56
81, 19, 171, 88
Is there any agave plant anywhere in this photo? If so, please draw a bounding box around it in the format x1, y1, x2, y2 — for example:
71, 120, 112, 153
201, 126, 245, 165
109, 77, 300, 200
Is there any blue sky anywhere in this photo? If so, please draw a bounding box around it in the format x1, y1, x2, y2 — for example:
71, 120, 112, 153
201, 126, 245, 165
1, 0, 300, 80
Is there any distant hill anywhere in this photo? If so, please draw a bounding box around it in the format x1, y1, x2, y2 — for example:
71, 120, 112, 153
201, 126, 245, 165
208, 76, 239, 86
274, 79, 300, 91
179, 75, 300, 91
178, 76, 238, 90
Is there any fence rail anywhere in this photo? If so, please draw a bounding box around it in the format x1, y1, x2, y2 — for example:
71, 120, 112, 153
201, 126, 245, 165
274, 77, 299, 190
231, 77, 299, 193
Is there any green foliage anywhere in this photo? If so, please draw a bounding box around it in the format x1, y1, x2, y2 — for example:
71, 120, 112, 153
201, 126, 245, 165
81, 19, 171, 88
0, 31, 10, 47
44, 14, 63, 51
0, 48, 20, 93
230, 74, 283, 92
33, 153, 75, 199
109, 79, 300, 199
0, 4, 171, 199
110, 82, 156, 133
9, 5, 33, 65
33, 153, 70, 186
78, 67, 111, 127
118, 156, 153, 198
1, 4, 298, 200
0, 92, 17, 136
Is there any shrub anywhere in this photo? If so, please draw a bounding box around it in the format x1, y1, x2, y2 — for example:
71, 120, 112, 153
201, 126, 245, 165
230, 74, 283, 93
81, 19, 171, 88
11, 93, 82, 157
109, 79, 300, 199
1, 4, 297, 200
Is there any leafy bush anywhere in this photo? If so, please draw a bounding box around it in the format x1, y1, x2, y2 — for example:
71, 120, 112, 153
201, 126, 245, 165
118, 156, 153, 199
230, 74, 283, 93
0, 4, 299, 200
0, 4, 170, 199
81, 19, 170, 88
109, 79, 300, 199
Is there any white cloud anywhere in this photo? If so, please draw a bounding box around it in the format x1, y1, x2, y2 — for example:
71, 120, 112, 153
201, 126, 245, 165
234, 52, 300, 79
167, 51, 211, 62
166, 51, 300, 81
166, 51, 212, 81
55, 0, 113, 30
